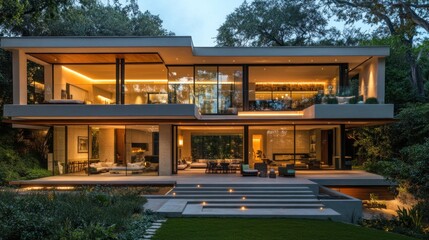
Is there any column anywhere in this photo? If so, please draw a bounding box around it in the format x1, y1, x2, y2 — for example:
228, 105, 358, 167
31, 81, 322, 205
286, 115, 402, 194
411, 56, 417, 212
12, 50, 27, 104
159, 124, 172, 176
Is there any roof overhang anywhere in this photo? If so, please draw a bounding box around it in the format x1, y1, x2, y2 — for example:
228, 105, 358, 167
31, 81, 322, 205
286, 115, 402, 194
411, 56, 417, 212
0, 36, 389, 66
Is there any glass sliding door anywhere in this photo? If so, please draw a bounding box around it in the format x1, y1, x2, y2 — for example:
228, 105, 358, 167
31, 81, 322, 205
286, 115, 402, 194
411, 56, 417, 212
66, 125, 89, 175
125, 125, 159, 176
177, 126, 244, 173
53, 126, 66, 175
248, 126, 295, 169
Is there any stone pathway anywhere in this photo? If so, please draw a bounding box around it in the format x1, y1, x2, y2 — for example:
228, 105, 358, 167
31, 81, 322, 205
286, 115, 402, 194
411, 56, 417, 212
143, 219, 167, 239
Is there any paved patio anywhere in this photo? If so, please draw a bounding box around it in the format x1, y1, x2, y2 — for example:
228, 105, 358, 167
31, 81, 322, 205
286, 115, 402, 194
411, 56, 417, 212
9, 170, 391, 187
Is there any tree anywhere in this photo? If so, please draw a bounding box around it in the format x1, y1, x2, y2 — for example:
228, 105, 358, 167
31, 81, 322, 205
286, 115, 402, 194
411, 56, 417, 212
0, 0, 173, 37
216, 0, 352, 47
325, 0, 429, 100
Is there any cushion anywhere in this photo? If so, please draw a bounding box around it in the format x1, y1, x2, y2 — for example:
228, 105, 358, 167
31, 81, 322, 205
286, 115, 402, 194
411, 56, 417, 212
242, 164, 249, 170
287, 169, 295, 174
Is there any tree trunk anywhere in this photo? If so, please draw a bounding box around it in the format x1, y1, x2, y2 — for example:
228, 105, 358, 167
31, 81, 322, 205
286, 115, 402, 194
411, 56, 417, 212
405, 47, 425, 99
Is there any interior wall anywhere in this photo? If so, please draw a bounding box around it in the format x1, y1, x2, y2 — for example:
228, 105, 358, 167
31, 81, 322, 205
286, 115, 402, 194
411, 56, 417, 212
125, 129, 154, 162
67, 126, 88, 161
98, 128, 115, 163
359, 58, 379, 101
54, 65, 94, 102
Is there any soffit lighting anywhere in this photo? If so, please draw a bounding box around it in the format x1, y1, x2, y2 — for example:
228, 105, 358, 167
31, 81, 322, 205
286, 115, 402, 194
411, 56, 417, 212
62, 66, 168, 84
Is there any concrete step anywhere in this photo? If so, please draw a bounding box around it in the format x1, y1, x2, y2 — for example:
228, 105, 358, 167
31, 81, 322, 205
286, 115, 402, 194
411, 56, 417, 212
185, 199, 323, 204
180, 204, 341, 219
200, 203, 325, 209
174, 186, 312, 191
170, 190, 314, 195
175, 183, 316, 188
149, 194, 318, 199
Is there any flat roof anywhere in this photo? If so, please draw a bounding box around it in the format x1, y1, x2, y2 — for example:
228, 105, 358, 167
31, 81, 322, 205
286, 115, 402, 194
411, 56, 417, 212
0, 36, 390, 57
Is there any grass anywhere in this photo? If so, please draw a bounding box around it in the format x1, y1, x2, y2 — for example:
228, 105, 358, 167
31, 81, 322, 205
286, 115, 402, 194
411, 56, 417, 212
153, 218, 417, 240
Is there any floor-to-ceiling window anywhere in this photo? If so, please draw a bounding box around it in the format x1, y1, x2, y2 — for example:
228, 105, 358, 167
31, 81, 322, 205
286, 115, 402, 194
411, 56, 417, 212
52, 125, 159, 176
248, 65, 339, 111
177, 126, 244, 172
53, 64, 117, 104
124, 64, 168, 104
168, 66, 194, 104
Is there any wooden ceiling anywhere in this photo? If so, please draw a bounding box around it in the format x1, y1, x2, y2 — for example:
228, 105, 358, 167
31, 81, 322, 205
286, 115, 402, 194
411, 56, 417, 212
29, 53, 163, 64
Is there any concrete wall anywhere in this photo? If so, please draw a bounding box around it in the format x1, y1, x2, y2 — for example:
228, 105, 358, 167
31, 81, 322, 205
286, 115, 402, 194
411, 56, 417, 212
359, 57, 386, 103
98, 128, 115, 163
12, 50, 27, 104
159, 124, 172, 176
319, 186, 362, 223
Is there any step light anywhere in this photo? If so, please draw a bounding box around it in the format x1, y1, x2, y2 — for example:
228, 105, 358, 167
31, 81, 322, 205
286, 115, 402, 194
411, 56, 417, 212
229, 189, 233, 193
197, 185, 201, 188
242, 197, 246, 200
201, 202, 206, 206
240, 206, 246, 211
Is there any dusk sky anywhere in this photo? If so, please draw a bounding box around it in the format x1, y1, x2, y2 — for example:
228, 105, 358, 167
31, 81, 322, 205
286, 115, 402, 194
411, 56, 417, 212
137, 0, 245, 46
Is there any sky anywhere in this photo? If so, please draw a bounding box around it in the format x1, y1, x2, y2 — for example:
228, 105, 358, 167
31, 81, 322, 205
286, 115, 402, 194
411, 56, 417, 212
137, 0, 245, 46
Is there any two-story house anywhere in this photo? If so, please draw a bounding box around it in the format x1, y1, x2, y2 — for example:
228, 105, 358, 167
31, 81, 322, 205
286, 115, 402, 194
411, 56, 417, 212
1, 36, 393, 176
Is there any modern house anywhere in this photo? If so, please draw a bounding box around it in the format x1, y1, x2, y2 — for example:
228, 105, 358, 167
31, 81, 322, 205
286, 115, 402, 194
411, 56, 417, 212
1, 36, 394, 177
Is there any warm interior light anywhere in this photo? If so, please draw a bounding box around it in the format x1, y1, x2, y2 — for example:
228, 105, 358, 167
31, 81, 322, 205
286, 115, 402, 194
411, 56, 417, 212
178, 136, 183, 146
62, 66, 168, 84
255, 82, 325, 85
238, 111, 304, 117
97, 95, 111, 104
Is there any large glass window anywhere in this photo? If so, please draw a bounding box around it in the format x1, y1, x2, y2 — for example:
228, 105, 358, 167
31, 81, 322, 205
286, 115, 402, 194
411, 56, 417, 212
53, 65, 116, 104
218, 66, 243, 114
177, 126, 244, 171
248, 66, 339, 110
195, 66, 218, 114
125, 125, 159, 176
168, 66, 194, 104
27, 60, 45, 104
124, 64, 168, 104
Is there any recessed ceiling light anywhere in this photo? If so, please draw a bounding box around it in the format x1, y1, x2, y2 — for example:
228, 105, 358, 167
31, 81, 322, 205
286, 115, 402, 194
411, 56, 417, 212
175, 57, 179, 61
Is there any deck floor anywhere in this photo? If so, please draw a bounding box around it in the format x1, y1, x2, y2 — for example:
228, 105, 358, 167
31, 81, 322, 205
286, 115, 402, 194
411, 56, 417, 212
9, 170, 391, 187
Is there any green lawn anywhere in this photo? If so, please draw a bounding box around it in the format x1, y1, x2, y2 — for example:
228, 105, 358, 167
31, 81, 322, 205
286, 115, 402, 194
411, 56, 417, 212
152, 218, 416, 240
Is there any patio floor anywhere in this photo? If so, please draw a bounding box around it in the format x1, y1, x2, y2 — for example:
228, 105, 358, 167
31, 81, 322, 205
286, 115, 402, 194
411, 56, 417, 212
9, 170, 391, 187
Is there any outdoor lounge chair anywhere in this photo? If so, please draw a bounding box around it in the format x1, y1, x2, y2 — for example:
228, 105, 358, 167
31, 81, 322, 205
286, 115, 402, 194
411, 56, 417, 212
278, 164, 296, 177
254, 163, 268, 177
240, 164, 258, 176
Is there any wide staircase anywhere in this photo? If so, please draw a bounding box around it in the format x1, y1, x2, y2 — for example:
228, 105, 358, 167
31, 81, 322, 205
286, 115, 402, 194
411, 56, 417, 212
145, 183, 341, 219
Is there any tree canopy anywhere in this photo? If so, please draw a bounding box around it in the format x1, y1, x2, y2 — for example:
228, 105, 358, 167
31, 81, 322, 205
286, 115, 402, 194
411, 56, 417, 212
216, 0, 359, 47
324, 0, 429, 100
0, 0, 173, 37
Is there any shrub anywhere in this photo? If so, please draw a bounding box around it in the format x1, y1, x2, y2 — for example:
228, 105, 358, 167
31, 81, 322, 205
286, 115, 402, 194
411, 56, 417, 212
365, 97, 379, 104
348, 97, 358, 104
0, 187, 157, 240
